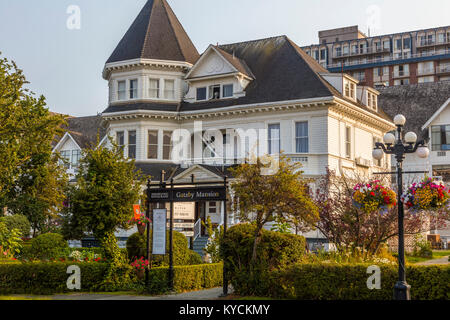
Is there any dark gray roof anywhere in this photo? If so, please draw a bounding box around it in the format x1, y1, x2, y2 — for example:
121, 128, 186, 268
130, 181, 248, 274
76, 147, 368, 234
103, 102, 179, 114
102, 35, 391, 122
106, 0, 200, 64
378, 82, 450, 139
63, 115, 108, 149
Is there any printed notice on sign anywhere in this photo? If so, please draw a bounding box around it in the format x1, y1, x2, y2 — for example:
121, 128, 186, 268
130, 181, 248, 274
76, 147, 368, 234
152, 209, 167, 255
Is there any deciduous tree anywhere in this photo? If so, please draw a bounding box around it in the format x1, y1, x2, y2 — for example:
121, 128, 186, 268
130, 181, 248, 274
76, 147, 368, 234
230, 155, 318, 264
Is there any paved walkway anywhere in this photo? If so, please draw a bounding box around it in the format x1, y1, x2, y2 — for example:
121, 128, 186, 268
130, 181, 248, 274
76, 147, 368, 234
416, 256, 449, 266
50, 287, 230, 300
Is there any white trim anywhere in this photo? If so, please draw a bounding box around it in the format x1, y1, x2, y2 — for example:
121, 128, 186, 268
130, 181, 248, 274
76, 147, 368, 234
172, 164, 223, 182
422, 98, 450, 130
52, 132, 82, 152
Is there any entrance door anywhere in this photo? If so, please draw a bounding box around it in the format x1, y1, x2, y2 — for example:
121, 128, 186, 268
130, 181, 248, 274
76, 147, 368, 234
198, 202, 207, 236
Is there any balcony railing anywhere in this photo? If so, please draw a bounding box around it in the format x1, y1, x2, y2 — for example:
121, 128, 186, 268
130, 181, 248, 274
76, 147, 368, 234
417, 68, 436, 76
333, 46, 390, 58
328, 48, 450, 69
417, 37, 449, 47
393, 71, 410, 78
436, 65, 450, 74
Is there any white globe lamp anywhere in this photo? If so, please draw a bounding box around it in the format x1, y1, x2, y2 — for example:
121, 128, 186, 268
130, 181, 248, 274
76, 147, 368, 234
417, 146, 430, 159
394, 114, 406, 126
372, 148, 384, 161
383, 133, 396, 145
404, 132, 417, 144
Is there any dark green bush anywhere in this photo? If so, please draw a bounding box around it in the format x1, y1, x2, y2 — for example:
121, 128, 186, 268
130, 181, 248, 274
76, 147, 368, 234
30, 233, 69, 260
146, 263, 223, 294
0, 215, 31, 238
0, 262, 108, 295
189, 250, 203, 265
232, 263, 450, 300
222, 223, 307, 294
126, 231, 196, 266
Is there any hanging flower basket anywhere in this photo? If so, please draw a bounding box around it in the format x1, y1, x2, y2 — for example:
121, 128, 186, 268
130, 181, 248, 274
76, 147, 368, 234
352, 180, 397, 214
401, 177, 450, 212
128, 214, 151, 235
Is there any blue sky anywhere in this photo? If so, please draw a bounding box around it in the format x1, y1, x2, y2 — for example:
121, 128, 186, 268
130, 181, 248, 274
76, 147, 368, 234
0, 0, 449, 116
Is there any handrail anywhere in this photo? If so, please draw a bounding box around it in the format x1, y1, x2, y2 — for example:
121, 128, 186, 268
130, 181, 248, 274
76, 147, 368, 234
193, 219, 202, 241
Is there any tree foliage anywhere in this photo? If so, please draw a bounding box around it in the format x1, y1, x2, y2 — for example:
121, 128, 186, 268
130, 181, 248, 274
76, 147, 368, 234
0, 53, 68, 235
229, 155, 319, 263
313, 169, 449, 256
62, 142, 144, 243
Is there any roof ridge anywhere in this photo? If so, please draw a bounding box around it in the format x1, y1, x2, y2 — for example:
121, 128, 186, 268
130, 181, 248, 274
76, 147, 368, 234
218, 35, 287, 48
140, 0, 156, 59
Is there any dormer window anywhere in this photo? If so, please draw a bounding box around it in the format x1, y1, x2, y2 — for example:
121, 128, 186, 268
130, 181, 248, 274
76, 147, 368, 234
197, 87, 207, 101
209, 85, 221, 100
129, 79, 138, 99
344, 79, 356, 100
367, 92, 378, 111
149, 78, 160, 98
118, 81, 126, 100
223, 84, 233, 98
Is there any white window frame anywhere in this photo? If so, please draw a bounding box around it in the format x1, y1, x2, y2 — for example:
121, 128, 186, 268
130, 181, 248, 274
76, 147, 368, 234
117, 81, 126, 101
129, 79, 138, 99
149, 78, 160, 99
164, 79, 175, 100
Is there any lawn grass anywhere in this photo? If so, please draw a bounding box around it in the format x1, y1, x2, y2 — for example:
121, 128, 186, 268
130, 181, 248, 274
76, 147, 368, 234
406, 250, 450, 264
0, 296, 51, 300
432, 250, 450, 258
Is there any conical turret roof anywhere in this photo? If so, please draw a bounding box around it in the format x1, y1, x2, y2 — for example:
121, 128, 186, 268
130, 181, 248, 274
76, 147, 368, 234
106, 0, 199, 64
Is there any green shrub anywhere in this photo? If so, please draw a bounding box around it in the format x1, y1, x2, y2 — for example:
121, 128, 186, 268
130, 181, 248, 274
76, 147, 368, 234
146, 263, 223, 294
126, 231, 197, 266
30, 233, 69, 260
0, 222, 23, 259
0, 215, 31, 238
189, 250, 203, 265
232, 263, 450, 300
0, 262, 108, 295
222, 223, 306, 294
412, 239, 433, 259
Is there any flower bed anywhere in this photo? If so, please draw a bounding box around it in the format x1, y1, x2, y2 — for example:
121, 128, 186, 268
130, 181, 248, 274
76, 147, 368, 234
352, 181, 397, 214
402, 177, 450, 211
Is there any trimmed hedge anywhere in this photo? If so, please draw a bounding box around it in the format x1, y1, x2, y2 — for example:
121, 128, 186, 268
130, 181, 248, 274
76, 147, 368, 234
146, 263, 223, 294
0, 262, 108, 295
0, 261, 223, 295
232, 263, 450, 300
29, 233, 68, 260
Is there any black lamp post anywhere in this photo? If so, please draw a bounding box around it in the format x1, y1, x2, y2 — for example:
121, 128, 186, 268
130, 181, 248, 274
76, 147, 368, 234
372, 114, 430, 300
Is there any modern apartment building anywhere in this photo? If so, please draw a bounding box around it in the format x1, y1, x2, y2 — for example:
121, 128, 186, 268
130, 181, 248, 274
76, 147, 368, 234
302, 25, 450, 87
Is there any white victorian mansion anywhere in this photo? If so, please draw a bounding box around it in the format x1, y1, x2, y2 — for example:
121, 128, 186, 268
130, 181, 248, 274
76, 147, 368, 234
54, 0, 396, 250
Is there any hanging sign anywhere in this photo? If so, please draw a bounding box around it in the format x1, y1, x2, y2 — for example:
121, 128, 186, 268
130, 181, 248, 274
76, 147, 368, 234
173, 202, 195, 220
152, 209, 167, 255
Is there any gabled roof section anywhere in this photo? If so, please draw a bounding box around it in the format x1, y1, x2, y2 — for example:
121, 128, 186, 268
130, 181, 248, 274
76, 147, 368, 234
186, 45, 255, 80
106, 0, 200, 64
58, 115, 108, 149
422, 98, 450, 130
378, 81, 450, 138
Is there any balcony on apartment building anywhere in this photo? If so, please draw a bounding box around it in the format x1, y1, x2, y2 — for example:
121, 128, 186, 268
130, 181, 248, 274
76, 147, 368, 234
328, 49, 450, 70
417, 67, 436, 76
392, 70, 410, 79
436, 64, 450, 75
333, 46, 390, 59
417, 36, 450, 48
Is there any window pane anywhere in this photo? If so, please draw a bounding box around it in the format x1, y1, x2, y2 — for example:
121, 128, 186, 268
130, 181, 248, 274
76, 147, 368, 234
209, 85, 220, 100
128, 131, 136, 159
268, 124, 280, 155
117, 132, 125, 146
118, 81, 126, 100
148, 130, 158, 159
149, 79, 159, 98
223, 84, 233, 98
197, 87, 206, 100
163, 131, 172, 160
128, 131, 136, 145
296, 122, 309, 153
129, 79, 138, 99
164, 80, 175, 99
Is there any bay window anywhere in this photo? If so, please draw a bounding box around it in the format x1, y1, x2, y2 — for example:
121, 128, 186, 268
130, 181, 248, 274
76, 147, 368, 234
148, 130, 158, 159
268, 123, 280, 155
295, 122, 309, 153
164, 79, 175, 100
